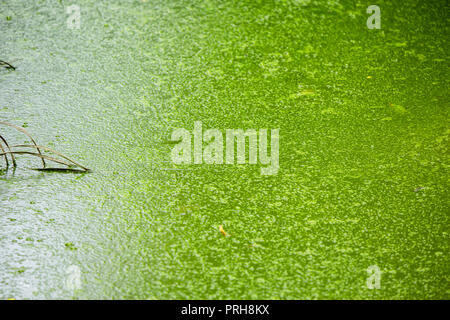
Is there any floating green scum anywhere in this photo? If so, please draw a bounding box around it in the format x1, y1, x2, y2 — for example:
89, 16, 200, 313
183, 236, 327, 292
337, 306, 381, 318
0, 0, 448, 299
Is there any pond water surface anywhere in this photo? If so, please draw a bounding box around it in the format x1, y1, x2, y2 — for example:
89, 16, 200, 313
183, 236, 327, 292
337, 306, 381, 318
0, 0, 448, 299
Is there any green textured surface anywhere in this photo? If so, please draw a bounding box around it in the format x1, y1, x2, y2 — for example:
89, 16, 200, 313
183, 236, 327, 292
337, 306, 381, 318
0, 0, 448, 299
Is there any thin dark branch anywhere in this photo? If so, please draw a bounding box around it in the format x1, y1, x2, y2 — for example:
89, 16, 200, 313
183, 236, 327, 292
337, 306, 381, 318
0, 59, 16, 70
12, 144, 90, 171
0, 122, 90, 173
0, 134, 16, 166
0, 151, 78, 169
0, 121, 45, 167
0, 138, 9, 167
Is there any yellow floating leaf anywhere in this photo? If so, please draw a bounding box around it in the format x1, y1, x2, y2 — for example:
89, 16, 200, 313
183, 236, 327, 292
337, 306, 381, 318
300, 89, 315, 96
219, 225, 228, 237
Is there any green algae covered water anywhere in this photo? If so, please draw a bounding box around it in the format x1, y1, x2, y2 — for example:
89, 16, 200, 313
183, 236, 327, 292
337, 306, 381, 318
0, 0, 448, 299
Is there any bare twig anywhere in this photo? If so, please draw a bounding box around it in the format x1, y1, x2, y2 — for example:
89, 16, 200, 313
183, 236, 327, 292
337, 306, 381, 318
0, 122, 90, 173
0, 138, 9, 167
0, 60, 16, 70
0, 121, 45, 167
12, 144, 90, 171
32, 168, 88, 173
0, 151, 73, 167
0, 134, 16, 167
